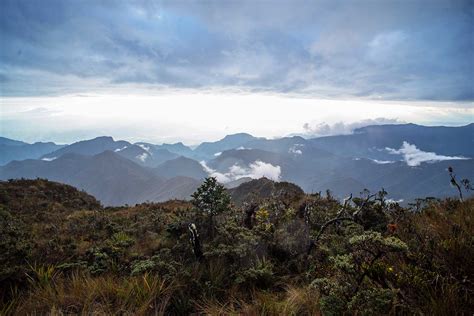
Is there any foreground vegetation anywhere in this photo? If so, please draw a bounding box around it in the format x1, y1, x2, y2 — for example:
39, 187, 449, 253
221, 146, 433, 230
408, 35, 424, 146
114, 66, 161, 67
1, 178, 473, 315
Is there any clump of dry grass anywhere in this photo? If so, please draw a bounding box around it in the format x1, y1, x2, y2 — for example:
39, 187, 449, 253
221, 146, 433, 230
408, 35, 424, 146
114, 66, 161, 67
392, 198, 474, 314
196, 285, 320, 316
12, 272, 176, 315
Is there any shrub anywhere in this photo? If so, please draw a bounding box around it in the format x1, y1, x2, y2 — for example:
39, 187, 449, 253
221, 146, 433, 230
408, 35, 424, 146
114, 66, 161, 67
191, 177, 231, 238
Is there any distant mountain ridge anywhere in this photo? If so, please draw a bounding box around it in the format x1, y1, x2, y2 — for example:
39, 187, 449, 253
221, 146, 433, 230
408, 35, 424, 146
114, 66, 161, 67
115, 144, 180, 167
1, 123, 473, 205
154, 156, 208, 179
0, 138, 64, 165
0, 137, 28, 146
41, 136, 130, 160
0, 150, 199, 206
309, 123, 474, 160
194, 133, 260, 159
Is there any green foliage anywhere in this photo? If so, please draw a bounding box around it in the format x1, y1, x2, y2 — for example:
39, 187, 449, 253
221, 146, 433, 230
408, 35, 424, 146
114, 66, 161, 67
87, 248, 111, 275
191, 177, 230, 216
208, 219, 259, 260
26, 263, 59, 289
349, 231, 408, 253
131, 259, 155, 276
111, 231, 135, 248
131, 249, 180, 277
313, 231, 408, 314
311, 277, 347, 315
191, 177, 231, 239
348, 287, 395, 315
1, 178, 473, 314
235, 258, 274, 289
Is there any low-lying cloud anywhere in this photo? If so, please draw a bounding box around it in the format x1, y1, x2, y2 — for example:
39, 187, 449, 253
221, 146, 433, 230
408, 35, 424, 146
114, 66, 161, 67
302, 118, 402, 137
200, 160, 281, 183
288, 144, 304, 155
136, 153, 149, 162
386, 141, 470, 167
370, 159, 395, 165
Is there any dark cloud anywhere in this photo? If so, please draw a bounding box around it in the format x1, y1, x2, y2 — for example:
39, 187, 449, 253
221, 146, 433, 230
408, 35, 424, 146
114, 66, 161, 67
0, 0, 472, 100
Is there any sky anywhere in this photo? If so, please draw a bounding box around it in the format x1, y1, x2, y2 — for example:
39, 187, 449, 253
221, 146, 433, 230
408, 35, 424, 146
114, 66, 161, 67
0, 0, 473, 144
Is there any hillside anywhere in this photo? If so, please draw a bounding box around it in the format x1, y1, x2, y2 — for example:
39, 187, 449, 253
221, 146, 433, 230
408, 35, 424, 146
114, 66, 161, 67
0, 178, 472, 314
0, 151, 198, 206
228, 177, 305, 206
194, 133, 259, 158
0, 178, 101, 214
154, 156, 208, 179
116, 144, 179, 167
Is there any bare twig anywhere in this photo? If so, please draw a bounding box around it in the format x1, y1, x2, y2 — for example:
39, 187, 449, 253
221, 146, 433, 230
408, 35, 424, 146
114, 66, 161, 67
448, 166, 463, 202
307, 194, 353, 255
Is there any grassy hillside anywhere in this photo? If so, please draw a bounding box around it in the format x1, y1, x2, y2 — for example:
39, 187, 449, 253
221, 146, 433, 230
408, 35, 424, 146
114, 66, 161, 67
0, 178, 473, 315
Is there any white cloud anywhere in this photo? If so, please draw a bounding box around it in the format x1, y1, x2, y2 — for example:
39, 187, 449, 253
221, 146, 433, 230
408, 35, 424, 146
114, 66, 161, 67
199, 161, 232, 183
302, 118, 403, 137
247, 161, 281, 180
137, 144, 151, 153
289, 144, 304, 155
136, 152, 149, 162
386, 141, 470, 167
370, 159, 395, 164
114, 146, 128, 152
41, 157, 57, 161
200, 160, 281, 183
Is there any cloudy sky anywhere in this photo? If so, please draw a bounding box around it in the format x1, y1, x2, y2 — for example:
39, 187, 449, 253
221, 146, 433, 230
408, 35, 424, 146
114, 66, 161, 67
0, 0, 473, 144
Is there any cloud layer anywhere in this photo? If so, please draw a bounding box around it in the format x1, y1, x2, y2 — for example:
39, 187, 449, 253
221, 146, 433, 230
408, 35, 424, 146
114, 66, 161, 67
302, 118, 402, 137
200, 160, 281, 183
1, 0, 472, 100
386, 141, 470, 166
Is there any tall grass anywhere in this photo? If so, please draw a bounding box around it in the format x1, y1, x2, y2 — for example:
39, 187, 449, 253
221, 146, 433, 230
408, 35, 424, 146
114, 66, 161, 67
197, 285, 320, 316
12, 272, 175, 315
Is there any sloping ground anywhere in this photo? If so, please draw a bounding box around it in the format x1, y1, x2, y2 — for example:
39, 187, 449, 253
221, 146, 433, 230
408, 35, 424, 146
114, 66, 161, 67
154, 156, 208, 179
0, 178, 101, 214
0, 151, 202, 206
140, 176, 201, 202
1, 176, 472, 314
228, 177, 305, 206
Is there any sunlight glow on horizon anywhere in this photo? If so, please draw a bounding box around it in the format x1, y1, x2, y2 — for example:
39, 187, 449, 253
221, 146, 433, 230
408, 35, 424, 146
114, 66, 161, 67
1, 92, 473, 145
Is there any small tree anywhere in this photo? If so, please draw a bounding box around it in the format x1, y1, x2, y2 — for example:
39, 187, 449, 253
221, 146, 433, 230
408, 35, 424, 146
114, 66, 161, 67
191, 177, 231, 238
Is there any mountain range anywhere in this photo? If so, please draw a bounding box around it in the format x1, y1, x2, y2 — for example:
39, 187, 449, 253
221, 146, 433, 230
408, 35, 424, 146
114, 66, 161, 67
1, 123, 473, 205
0, 137, 64, 165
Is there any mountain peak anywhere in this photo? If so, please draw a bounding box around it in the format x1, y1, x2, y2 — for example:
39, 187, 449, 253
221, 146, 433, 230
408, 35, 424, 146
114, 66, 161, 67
228, 177, 305, 206
162, 141, 185, 146
90, 136, 115, 142
222, 133, 254, 140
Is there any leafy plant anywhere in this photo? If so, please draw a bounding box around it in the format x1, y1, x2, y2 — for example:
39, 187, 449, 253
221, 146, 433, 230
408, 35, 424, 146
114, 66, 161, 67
191, 177, 231, 238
